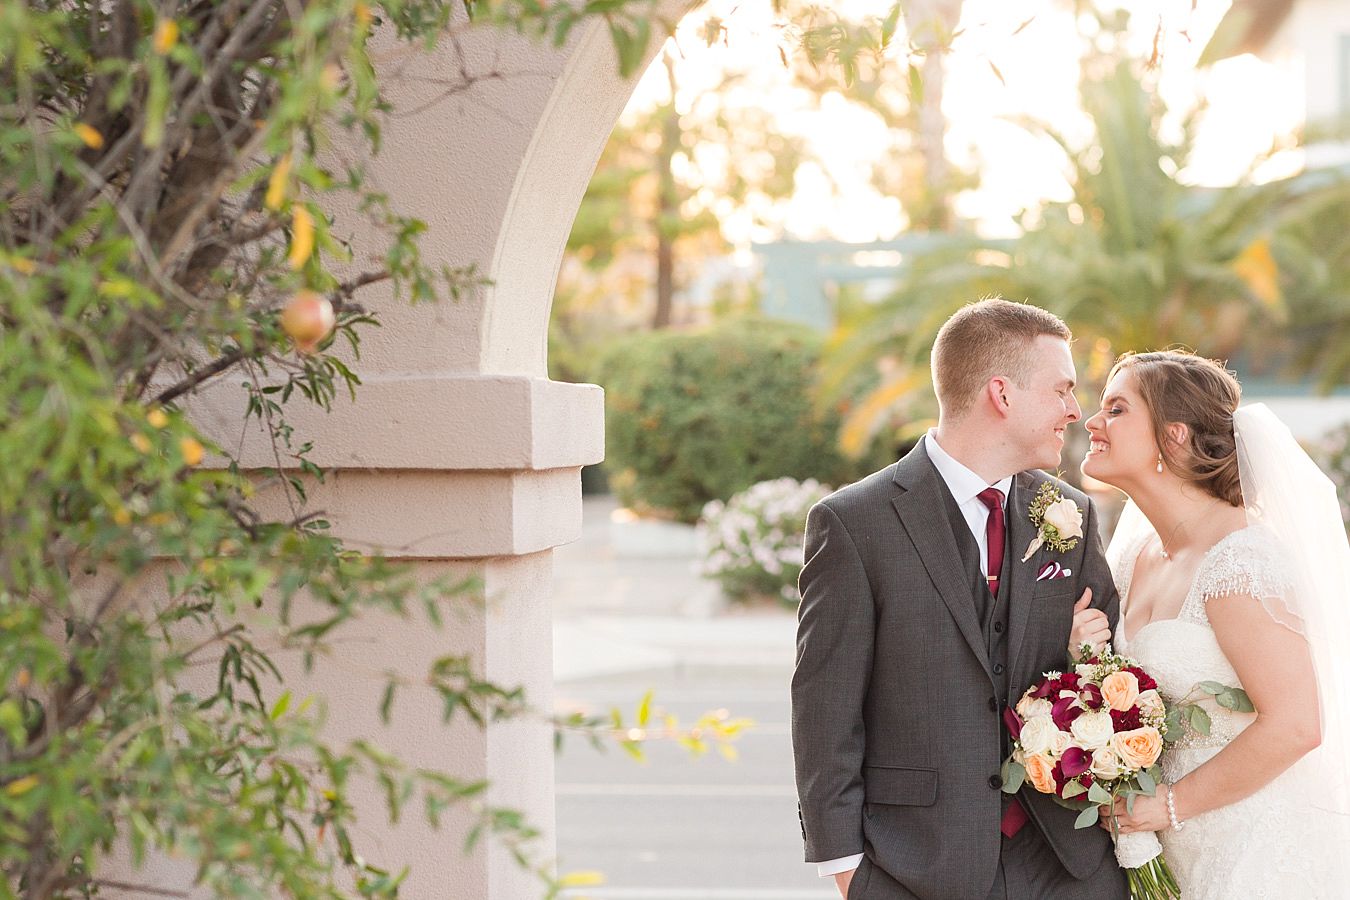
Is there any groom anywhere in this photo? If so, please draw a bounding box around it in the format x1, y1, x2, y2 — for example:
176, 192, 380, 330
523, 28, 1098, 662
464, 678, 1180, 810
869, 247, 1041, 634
792, 299, 1127, 899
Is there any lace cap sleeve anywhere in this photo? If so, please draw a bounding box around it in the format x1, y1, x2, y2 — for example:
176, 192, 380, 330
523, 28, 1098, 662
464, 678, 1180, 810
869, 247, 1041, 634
1193, 527, 1298, 626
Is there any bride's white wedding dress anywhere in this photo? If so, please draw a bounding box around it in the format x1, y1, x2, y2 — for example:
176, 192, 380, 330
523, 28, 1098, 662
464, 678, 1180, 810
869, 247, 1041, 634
1112, 525, 1339, 899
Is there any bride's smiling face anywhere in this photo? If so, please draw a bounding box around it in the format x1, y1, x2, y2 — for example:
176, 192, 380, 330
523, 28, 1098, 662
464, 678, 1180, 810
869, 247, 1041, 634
1081, 368, 1157, 487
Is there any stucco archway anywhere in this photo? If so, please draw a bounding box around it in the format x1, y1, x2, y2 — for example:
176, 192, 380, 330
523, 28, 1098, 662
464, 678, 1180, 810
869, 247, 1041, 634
171, 7, 700, 898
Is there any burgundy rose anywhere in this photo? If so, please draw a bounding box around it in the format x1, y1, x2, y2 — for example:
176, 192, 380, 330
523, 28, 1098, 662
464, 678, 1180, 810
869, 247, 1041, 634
1060, 747, 1093, 778
1003, 707, 1023, 740
1127, 666, 1158, 692
1110, 707, 1142, 732
1032, 678, 1057, 699
1052, 696, 1083, 731
1059, 672, 1081, 691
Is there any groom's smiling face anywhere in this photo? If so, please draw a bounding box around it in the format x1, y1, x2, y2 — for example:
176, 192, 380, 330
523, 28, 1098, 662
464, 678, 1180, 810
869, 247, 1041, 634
1006, 335, 1081, 471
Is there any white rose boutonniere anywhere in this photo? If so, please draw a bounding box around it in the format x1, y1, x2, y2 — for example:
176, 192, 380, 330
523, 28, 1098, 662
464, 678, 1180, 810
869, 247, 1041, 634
1021, 481, 1083, 562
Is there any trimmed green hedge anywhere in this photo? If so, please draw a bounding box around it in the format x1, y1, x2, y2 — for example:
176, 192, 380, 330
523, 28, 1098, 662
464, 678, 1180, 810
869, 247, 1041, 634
597, 319, 879, 523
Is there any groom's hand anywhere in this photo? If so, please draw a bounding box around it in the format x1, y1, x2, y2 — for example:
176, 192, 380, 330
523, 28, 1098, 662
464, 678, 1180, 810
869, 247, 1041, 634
833, 868, 855, 898
1068, 588, 1110, 657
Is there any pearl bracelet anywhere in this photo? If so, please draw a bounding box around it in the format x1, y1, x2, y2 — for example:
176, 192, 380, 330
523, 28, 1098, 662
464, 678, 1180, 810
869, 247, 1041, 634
1166, 784, 1185, 831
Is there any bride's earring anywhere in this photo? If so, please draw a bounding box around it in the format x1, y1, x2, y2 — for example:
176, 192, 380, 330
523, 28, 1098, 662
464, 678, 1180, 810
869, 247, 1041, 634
1156, 454, 1164, 474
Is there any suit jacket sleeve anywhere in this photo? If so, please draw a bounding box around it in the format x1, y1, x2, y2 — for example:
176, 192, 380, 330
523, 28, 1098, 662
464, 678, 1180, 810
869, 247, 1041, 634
792, 500, 875, 863
1080, 495, 1121, 632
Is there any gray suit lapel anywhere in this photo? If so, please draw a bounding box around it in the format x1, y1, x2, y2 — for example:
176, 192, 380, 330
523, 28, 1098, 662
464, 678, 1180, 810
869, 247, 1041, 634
891, 447, 994, 681
1005, 471, 1041, 693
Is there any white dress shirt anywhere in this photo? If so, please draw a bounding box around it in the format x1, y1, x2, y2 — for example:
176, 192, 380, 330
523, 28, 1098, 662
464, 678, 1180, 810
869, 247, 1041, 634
814, 432, 1011, 878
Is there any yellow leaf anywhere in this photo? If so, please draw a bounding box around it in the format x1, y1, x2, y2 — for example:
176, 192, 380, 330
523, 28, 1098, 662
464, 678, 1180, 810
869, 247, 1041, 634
130, 433, 153, 454
180, 437, 204, 466
717, 743, 739, 762
112, 507, 132, 526
74, 123, 104, 149
288, 206, 314, 269
8, 256, 36, 275
100, 276, 136, 298
354, 2, 373, 27
5, 776, 38, 796
558, 871, 606, 888
147, 408, 169, 429
1232, 237, 1280, 309
153, 19, 179, 55
265, 154, 291, 211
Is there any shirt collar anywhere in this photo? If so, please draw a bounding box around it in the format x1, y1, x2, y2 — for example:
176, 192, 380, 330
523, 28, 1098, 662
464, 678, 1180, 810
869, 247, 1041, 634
924, 430, 1013, 507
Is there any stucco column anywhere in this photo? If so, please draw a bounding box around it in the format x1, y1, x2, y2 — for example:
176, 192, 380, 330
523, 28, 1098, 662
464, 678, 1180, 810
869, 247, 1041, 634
172, 4, 687, 896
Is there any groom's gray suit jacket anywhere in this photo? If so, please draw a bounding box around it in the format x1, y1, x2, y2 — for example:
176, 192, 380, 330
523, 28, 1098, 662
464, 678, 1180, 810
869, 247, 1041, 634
792, 441, 1121, 898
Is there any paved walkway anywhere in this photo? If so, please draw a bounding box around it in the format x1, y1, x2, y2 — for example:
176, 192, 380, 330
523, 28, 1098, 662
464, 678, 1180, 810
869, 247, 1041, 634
552, 496, 832, 899
552, 495, 799, 684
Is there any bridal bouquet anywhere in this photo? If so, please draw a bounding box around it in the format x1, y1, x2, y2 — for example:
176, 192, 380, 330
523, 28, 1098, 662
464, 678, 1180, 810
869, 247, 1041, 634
1001, 646, 1179, 899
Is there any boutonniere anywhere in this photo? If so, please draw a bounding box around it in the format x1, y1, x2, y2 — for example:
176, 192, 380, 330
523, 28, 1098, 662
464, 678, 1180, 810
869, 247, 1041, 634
1022, 481, 1083, 562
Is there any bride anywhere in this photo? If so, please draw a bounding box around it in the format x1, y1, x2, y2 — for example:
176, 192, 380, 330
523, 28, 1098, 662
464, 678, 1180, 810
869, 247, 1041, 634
1069, 349, 1350, 898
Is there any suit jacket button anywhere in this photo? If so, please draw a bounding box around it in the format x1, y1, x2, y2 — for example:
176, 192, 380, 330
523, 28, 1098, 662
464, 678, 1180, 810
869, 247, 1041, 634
993, 663, 1005, 675
988, 775, 1002, 790
994, 621, 1005, 633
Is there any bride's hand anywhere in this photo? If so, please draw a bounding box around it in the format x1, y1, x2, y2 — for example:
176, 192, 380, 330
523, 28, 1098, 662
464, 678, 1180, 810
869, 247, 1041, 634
1097, 792, 1170, 834
1068, 588, 1110, 657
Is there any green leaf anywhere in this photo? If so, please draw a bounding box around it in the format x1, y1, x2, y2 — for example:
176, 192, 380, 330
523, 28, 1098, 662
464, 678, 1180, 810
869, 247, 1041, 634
1087, 781, 1112, 805
1188, 704, 1212, 736
1196, 680, 1228, 695
270, 690, 292, 721
636, 690, 652, 728
1074, 805, 1100, 829
1001, 759, 1026, 794
1136, 768, 1156, 795
1061, 779, 1087, 800
907, 62, 923, 106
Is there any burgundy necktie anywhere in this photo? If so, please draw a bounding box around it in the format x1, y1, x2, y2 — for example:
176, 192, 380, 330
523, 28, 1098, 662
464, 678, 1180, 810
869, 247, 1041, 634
978, 486, 1029, 838
977, 488, 1005, 597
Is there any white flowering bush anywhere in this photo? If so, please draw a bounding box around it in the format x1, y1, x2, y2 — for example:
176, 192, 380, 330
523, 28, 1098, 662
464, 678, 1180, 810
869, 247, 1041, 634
1313, 422, 1350, 531
697, 477, 832, 605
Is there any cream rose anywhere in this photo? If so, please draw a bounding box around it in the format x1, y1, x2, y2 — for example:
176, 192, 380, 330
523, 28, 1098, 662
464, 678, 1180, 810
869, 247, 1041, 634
1111, 727, 1164, 769
1018, 715, 1061, 756
1024, 753, 1057, 794
1043, 498, 1084, 540
1050, 729, 1072, 758
1069, 710, 1115, 751
1101, 671, 1141, 712
1136, 689, 1165, 720
1089, 746, 1125, 780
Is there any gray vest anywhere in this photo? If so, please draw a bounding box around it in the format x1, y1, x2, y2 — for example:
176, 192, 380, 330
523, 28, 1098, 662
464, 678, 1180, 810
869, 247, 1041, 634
937, 482, 1014, 721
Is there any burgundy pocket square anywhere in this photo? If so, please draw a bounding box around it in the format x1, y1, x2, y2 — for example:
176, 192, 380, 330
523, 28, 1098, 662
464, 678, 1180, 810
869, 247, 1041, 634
1035, 561, 1072, 581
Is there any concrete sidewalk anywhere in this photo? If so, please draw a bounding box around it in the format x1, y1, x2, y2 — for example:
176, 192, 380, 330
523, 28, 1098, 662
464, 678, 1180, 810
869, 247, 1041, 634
552, 495, 799, 683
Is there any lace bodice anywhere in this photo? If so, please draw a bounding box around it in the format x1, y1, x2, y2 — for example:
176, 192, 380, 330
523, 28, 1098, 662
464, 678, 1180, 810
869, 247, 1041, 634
1111, 525, 1335, 898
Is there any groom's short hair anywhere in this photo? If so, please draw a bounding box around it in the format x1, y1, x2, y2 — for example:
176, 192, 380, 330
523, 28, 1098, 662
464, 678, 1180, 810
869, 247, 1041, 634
932, 298, 1071, 420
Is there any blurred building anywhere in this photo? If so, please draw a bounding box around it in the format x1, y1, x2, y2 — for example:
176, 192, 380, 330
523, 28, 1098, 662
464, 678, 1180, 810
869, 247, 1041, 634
1206, 0, 1350, 167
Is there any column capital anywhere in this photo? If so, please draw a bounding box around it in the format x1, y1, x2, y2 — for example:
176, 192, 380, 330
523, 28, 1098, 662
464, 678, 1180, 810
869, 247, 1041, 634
191, 374, 603, 471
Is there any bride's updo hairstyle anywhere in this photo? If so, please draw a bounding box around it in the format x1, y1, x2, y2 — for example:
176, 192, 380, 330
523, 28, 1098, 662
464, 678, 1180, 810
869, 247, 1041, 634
1109, 350, 1244, 507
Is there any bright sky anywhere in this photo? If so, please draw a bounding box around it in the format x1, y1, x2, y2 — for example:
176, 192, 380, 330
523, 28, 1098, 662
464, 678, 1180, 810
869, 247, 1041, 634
623, 0, 1305, 246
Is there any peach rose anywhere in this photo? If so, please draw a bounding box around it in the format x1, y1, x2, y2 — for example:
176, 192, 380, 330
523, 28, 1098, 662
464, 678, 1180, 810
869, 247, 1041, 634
1024, 753, 1057, 794
1101, 671, 1141, 712
1110, 727, 1163, 770
1017, 696, 1052, 721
